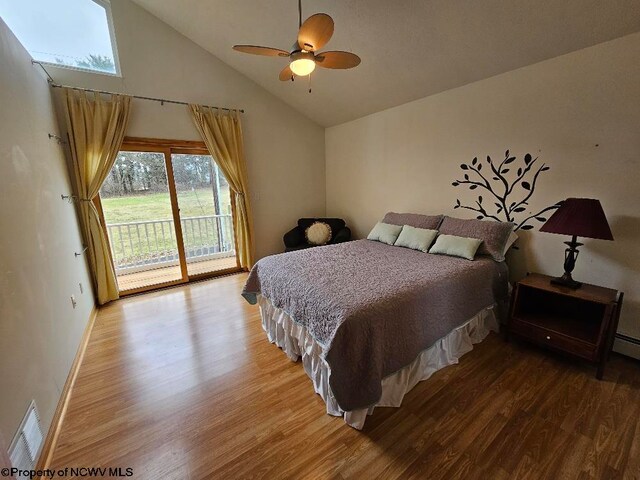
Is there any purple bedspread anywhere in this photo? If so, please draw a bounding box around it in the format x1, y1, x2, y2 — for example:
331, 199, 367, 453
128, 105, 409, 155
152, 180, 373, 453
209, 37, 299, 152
242, 239, 508, 411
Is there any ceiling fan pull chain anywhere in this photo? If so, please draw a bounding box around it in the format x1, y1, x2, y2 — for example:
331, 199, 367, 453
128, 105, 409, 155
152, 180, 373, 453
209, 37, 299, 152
298, 0, 302, 28
308, 73, 312, 93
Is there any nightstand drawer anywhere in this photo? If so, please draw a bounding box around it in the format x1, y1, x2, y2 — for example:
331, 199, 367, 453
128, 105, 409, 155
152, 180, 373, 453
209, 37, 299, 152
509, 318, 598, 361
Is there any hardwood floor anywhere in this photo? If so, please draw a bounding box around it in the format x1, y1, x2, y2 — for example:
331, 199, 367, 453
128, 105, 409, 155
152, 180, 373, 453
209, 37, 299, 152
48, 273, 640, 479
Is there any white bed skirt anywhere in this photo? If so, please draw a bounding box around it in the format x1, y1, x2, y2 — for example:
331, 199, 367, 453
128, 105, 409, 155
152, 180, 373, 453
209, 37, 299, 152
258, 294, 499, 430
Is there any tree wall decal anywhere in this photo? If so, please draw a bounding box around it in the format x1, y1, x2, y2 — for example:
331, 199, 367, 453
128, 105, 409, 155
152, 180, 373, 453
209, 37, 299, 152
452, 150, 560, 231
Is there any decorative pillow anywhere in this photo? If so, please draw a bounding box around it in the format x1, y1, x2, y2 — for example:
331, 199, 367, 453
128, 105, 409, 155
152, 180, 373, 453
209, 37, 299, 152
382, 212, 443, 230
438, 217, 514, 262
367, 222, 403, 245
429, 234, 482, 261
298, 218, 345, 237
305, 221, 332, 245
394, 225, 438, 253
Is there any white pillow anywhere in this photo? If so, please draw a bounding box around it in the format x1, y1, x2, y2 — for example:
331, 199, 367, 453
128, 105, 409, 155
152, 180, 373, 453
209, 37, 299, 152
367, 222, 403, 245
394, 225, 438, 253
305, 221, 332, 245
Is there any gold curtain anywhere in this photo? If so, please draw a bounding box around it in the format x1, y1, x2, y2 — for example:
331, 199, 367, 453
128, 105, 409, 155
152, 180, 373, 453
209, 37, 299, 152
188, 105, 255, 269
64, 88, 131, 304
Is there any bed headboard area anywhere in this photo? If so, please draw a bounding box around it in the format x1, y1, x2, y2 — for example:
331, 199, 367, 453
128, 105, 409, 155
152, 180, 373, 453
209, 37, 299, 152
382, 212, 443, 230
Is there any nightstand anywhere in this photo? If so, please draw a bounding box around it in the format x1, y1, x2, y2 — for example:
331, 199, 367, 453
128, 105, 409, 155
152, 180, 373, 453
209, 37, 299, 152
507, 273, 624, 379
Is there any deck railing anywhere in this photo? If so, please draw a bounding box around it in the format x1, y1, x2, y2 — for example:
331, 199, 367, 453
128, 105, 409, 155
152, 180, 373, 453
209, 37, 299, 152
106, 215, 234, 273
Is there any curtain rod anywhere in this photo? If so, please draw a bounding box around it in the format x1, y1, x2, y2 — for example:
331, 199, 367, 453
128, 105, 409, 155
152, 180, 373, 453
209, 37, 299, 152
32, 61, 244, 113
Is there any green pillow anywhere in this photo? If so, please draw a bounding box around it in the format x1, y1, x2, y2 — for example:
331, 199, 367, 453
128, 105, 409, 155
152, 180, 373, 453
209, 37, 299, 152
394, 225, 438, 253
367, 222, 403, 245
429, 234, 482, 260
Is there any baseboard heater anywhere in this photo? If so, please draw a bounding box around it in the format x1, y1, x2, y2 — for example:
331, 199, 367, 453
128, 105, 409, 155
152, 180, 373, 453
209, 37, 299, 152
614, 333, 640, 360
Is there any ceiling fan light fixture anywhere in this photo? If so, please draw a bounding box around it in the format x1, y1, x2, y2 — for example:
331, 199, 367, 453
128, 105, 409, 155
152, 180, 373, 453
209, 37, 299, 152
289, 51, 316, 76
290, 58, 315, 76
232, 6, 359, 82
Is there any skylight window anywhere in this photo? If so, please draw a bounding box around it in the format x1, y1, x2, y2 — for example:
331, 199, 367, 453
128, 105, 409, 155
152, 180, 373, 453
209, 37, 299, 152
0, 0, 120, 75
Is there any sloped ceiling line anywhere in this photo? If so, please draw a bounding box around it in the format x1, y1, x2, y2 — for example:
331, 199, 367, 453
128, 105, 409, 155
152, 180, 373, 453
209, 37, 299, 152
132, 0, 640, 127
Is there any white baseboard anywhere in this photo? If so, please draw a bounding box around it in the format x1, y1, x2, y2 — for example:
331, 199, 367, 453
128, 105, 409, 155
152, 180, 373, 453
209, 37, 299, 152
613, 334, 640, 360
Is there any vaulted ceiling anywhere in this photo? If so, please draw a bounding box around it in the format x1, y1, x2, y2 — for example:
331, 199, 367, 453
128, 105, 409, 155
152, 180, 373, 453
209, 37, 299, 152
132, 0, 640, 127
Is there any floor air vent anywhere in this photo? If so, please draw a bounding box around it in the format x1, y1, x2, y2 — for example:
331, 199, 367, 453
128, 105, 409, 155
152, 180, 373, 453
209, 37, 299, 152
8, 401, 43, 479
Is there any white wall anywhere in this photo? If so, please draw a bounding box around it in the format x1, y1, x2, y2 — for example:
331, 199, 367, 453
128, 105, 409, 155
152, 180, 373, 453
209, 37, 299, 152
47, 0, 326, 260
0, 18, 95, 443
326, 33, 640, 347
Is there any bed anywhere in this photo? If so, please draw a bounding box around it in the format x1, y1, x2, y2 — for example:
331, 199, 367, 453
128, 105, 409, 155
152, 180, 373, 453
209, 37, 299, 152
242, 215, 511, 429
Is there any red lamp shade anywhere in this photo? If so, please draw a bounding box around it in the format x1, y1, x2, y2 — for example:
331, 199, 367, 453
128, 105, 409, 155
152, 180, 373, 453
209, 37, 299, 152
540, 198, 613, 240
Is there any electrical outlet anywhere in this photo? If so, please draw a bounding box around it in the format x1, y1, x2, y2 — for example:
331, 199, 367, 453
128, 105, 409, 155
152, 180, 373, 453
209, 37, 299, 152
79, 282, 83, 294
70, 295, 77, 309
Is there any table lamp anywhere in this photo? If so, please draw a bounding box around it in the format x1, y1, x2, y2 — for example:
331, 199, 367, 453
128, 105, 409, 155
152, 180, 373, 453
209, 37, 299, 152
539, 198, 613, 289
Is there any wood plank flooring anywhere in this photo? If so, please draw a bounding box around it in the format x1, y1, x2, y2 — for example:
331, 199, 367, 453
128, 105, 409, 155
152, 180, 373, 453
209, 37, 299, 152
48, 273, 640, 479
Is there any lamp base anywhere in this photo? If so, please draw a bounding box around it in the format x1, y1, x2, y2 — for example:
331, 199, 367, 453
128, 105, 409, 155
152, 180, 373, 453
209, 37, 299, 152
550, 273, 582, 290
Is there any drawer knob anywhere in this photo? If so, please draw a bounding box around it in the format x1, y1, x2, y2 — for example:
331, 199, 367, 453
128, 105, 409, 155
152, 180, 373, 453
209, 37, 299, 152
546, 335, 551, 340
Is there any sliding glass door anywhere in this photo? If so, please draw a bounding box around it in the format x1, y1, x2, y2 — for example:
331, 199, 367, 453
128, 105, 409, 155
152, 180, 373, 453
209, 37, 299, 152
99, 150, 183, 291
98, 139, 239, 294
171, 152, 236, 277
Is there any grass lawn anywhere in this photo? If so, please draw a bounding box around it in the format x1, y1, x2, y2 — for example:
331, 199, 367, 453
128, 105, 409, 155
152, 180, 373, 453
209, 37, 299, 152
100, 188, 234, 265
101, 187, 232, 224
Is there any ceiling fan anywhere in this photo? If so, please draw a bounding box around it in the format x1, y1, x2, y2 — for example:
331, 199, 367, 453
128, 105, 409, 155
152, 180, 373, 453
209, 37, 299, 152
232, 0, 361, 85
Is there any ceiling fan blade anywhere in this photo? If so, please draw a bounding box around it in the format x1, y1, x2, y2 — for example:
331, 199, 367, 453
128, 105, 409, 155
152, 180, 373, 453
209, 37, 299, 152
297, 13, 334, 51
279, 65, 294, 81
315, 51, 361, 69
233, 45, 290, 57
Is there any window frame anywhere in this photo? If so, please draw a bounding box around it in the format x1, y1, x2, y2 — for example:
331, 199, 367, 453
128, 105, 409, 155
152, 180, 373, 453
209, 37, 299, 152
96, 137, 241, 296
31, 0, 122, 76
